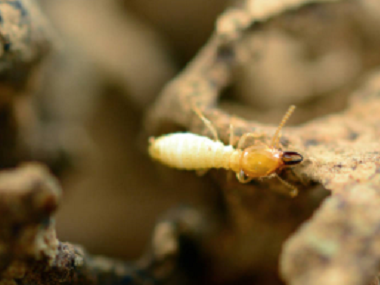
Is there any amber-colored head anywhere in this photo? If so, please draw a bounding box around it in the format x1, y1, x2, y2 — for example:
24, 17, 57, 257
240, 146, 303, 178
239, 105, 303, 180
240, 145, 282, 177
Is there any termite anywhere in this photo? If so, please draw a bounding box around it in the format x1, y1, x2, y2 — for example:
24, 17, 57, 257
148, 106, 303, 197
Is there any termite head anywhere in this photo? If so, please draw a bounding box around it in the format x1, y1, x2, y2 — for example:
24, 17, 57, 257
269, 105, 303, 168
240, 145, 282, 177
238, 106, 303, 179
240, 146, 302, 178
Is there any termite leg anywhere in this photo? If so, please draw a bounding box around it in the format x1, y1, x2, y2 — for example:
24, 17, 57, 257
193, 106, 219, 141
236, 170, 253, 183
237, 133, 265, 150
275, 174, 298, 197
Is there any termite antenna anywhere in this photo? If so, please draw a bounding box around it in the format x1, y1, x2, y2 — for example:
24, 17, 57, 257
193, 106, 219, 141
271, 105, 296, 149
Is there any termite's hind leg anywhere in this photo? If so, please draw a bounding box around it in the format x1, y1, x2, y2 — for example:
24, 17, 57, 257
193, 106, 219, 141
275, 174, 298, 197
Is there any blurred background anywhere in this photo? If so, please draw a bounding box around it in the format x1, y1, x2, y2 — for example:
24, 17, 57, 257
38, 0, 228, 259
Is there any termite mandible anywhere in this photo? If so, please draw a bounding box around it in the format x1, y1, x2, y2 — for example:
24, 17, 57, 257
148, 105, 303, 197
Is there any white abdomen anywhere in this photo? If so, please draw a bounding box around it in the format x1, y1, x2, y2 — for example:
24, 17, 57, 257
149, 133, 234, 170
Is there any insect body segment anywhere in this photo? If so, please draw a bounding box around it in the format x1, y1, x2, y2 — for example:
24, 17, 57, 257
149, 133, 240, 172
148, 106, 303, 197
239, 145, 283, 178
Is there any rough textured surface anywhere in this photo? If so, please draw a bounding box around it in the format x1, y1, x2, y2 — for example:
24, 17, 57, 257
0, 164, 209, 285
144, 0, 380, 284
280, 72, 380, 285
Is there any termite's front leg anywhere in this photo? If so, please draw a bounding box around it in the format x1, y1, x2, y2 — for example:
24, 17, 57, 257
236, 133, 265, 150
236, 170, 253, 184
